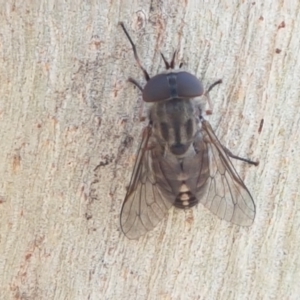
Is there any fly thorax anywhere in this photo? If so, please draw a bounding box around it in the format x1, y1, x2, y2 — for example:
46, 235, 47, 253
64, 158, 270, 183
150, 98, 198, 156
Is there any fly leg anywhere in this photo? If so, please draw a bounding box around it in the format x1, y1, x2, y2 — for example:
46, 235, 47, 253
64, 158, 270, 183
119, 22, 150, 82
223, 145, 259, 166
127, 77, 146, 122
204, 79, 222, 115
128, 77, 143, 92
120, 22, 148, 122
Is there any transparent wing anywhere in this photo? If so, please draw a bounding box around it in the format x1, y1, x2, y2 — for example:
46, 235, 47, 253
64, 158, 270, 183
120, 126, 173, 239
199, 120, 256, 226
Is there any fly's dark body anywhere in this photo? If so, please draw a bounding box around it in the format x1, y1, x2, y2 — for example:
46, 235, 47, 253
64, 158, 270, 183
150, 98, 210, 209
119, 22, 258, 239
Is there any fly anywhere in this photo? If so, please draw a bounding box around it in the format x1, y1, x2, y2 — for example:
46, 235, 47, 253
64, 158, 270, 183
119, 22, 258, 239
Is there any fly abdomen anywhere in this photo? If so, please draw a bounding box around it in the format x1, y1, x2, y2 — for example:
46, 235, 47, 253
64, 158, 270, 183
174, 190, 198, 208
174, 181, 198, 208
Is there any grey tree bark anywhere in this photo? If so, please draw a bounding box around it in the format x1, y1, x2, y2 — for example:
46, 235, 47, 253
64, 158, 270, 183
0, 1, 299, 299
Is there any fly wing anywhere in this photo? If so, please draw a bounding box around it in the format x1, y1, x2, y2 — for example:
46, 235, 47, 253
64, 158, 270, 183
199, 120, 256, 226
120, 126, 173, 239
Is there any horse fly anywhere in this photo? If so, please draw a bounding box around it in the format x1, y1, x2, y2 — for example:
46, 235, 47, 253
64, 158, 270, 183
119, 22, 258, 239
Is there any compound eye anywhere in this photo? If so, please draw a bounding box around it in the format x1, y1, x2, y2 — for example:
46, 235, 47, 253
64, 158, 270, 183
142, 74, 170, 102
176, 72, 204, 99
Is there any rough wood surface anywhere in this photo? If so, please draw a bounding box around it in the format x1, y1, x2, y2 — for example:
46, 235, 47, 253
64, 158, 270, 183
0, 1, 299, 299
